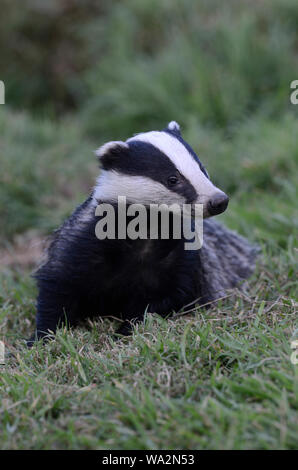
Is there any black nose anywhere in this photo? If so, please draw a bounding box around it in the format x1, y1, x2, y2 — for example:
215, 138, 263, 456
208, 193, 229, 216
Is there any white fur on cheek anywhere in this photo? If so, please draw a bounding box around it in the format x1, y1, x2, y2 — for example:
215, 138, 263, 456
93, 170, 185, 206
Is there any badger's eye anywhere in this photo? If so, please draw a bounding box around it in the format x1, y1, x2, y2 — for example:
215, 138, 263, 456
167, 175, 179, 187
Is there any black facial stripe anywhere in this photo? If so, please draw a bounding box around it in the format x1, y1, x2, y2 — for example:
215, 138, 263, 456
101, 141, 197, 203
164, 129, 209, 178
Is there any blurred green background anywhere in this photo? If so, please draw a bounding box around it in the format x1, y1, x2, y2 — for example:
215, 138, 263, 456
0, 0, 298, 451
0, 0, 297, 254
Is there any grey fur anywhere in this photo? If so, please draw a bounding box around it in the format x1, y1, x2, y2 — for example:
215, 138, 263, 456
198, 219, 259, 303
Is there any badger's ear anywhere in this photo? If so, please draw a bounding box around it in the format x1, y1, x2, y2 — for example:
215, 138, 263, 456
95, 141, 129, 168
167, 121, 181, 135
95, 141, 128, 159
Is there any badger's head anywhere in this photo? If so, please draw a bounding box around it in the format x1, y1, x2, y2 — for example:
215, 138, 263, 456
94, 121, 229, 218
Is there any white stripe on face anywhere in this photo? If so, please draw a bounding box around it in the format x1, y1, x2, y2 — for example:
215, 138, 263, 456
127, 131, 224, 204
93, 170, 184, 206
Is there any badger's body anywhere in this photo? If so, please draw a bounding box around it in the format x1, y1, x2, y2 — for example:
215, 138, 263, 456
29, 122, 258, 343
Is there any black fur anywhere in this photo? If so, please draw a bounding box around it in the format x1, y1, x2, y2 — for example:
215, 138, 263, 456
29, 201, 203, 344
29, 200, 257, 345
100, 141, 197, 204
28, 128, 258, 345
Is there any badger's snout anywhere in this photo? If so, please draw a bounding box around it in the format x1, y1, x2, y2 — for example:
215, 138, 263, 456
207, 193, 229, 216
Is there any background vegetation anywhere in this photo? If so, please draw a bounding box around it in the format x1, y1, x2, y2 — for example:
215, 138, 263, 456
0, 0, 297, 449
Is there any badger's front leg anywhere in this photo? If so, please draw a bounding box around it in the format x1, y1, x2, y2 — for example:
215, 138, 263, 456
116, 319, 140, 336
115, 291, 195, 337
115, 307, 146, 336
27, 283, 79, 346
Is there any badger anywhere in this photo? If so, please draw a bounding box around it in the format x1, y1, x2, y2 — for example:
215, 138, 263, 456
28, 121, 258, 345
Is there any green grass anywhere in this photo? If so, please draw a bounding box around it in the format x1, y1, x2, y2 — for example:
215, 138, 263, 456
0, 0, 298, 451
0, 106, 297, 449
0, 259, 297, 449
